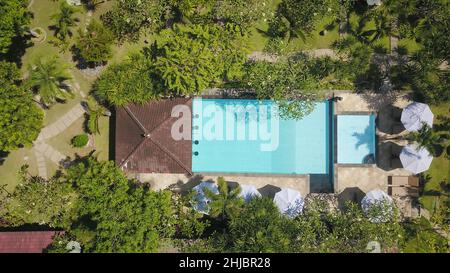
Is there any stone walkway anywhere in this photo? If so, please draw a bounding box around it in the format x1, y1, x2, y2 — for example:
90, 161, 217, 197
34, 150, 47, 179
33, 103, 86, 178
36, 104, 85, 141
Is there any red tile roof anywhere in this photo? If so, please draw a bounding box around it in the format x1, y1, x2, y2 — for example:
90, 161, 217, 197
115, 98, 192, 174
0, 231, 62, 253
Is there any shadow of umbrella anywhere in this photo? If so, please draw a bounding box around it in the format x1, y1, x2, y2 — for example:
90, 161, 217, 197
338, 187, 366, 209
258, 184, 282, 199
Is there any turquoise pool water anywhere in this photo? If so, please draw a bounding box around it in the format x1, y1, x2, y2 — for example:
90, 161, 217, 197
191, 99, 330, 174
337, 115, 376, 164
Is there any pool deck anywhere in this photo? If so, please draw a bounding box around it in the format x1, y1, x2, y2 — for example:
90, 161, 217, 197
334, 91, 414, 197
135, 173, 310, 198
131, 91, 416, 201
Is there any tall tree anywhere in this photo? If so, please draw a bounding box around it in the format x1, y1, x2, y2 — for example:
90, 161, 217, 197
26, 55, 73, 106
213, 197, 295, 253
244, 53, 329, 119
76, 20, 114, 65
154, 23, 246, 96
101, 0, 166, 41
50, 0, 78, 41
0, 0, 31, 54
204, 177, 243, 221
66, 158, 178, 252
407, 124, 444, 156
94, 53, 161, 106
0, 165, 75, 228
0, 61, 43, 151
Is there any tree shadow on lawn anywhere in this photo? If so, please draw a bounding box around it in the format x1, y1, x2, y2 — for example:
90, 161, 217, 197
0, 34, 34, 67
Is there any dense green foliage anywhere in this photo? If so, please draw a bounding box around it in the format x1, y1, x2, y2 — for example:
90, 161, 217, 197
212, 0, 272, 29
407, 124, 447, 157
405, 53, 450, 104
403, 217, 449, 253
0, 165, 75, 227
101, 0, 166, 41
0, 61, 43, 151
268, 0, 332, 42
65, 158, 205, 252
202, 198, 405, 253
71, 134, 89, 147
26, 55, 73, 106
94, 54, 161, 105
76, 20, 114, 64
244, 54, 331, 119
0, 0, 31, 54
154, 23, 247, 95
50, 0, 78, 41
202, 177, 243, 221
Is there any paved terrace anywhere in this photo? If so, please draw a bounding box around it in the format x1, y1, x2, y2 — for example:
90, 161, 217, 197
334, 91, 414, 200
136, 173, 310, 198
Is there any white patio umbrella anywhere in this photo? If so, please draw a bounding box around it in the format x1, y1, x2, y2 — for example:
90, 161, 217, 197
400, 144, 433, 174
361, 189, 394, 223
401, 102, 434, 132
367, 0, 382, 6
273, 188, 304, 218
191, 182, 219, 214
238, 184, 261, 202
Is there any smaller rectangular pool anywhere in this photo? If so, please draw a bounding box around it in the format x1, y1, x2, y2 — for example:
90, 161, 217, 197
337, 114, 376, 164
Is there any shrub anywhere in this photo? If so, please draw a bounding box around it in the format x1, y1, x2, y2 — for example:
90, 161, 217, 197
72, 134, 89, 147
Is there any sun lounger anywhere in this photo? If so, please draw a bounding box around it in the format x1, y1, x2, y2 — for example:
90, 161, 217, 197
388, 176, 420, 198
388, 176, 420, 187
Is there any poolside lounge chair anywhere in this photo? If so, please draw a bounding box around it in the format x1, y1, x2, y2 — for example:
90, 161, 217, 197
388, 185, 419, 198
387, 176, 420, 198
388, 176, 420, 187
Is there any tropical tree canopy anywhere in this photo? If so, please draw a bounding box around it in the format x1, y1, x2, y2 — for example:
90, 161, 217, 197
0, 0, 31, 54
268, 0, 332, 41
244, 53, 330, 119
26, 55, 73, 105
0, 165, 75, 228
101, 0, 166, 41
154, 23, 247, 95
203, 177, 243, 221
66, 158, 179, 252
94, 54, 162, 106
0, 61, 43, 151
50, 0, 79, 41
76, 20, 114, 64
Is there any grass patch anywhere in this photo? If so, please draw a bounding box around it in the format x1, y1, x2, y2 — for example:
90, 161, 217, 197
0, 148, 37, 192
420, 101, 450, 212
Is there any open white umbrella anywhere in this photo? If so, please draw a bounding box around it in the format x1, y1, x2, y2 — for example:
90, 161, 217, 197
191, 182, 219, 214
238, 184, 261, 202
361, 189, 394, 223
400, 144, 433, 174
367, 0, 382, 6
274, 188, 304, 218
401, 102, 434, 132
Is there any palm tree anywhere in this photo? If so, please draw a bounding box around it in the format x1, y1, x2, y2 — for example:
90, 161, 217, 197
27, 56, 73, 106
51, 1, 78, 41
84, 102, 110, 134
407, 123, 443, 156
204, 177, 243, 221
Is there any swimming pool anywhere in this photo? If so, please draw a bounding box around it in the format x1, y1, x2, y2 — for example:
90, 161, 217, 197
191, 99, 331, 174
337, 114, 376, 164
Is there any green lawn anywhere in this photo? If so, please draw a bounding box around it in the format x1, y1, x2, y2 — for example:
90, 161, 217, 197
0, 0, 115, 191
420, 101, 450, 212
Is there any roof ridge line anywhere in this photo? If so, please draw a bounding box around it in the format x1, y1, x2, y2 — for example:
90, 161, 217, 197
119, 138, 147, 168
124, 106, 148, 134
148, 137, 193, 175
